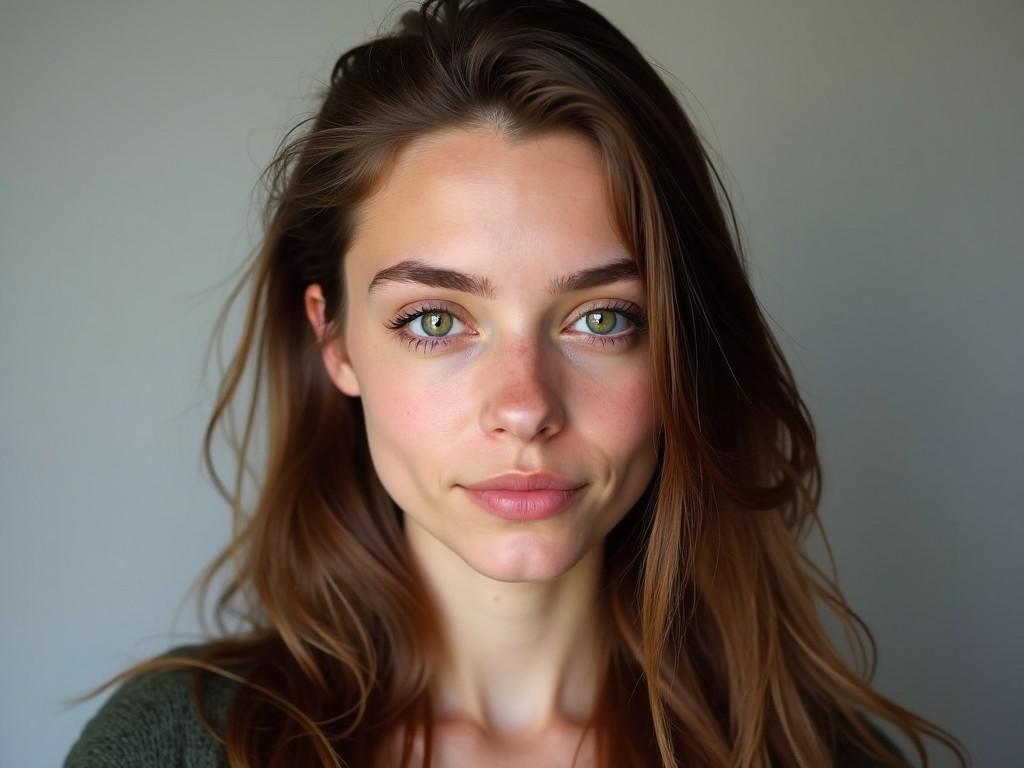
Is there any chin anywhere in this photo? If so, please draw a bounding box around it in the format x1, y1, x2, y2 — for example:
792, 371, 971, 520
460, 533, 585, 583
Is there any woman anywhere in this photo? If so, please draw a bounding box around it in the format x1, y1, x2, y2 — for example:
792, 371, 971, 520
63, 1, 970, 766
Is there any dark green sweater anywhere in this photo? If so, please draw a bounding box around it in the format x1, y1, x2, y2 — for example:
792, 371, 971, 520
64, 644, 907, 767
64, 644, 238, 767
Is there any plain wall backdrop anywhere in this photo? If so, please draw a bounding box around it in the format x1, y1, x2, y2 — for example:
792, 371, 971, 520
2, 1, 1020, 765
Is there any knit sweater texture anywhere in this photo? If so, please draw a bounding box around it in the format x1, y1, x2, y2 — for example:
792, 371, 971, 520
64, 643, 907, 767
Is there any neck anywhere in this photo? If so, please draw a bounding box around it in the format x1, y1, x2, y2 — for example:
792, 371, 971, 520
404, 518, 608, 740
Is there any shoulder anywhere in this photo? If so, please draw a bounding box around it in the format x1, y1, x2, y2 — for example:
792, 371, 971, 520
63, 643, 243, 768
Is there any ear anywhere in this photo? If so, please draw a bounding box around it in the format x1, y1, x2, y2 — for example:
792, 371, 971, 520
304, 283, 361, 397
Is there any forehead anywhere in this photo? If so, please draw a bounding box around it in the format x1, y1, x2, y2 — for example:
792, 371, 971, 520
347, 128, 629, 288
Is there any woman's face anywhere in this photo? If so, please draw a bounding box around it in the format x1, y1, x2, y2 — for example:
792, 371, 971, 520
309, 127, 659, 582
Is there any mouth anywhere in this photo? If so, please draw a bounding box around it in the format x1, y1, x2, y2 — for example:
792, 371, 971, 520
457, 485, 585, 521
459, 470, 582, 492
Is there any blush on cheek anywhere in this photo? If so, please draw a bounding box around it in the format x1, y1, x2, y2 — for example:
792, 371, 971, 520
623, 370, 656, 426
391, 378, 468, 436
363, 369, 470, 482
582, 363, 656, 442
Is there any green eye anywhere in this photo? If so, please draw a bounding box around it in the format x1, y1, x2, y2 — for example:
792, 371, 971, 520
584, 310, 617, 335
419, 310, 453, 337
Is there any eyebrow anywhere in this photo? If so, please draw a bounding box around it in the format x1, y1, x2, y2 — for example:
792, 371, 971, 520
367, 255, 640, 299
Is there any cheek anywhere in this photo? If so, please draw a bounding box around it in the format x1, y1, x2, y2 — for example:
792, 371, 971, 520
353, 332, 462, 439
579, 357, 657, 451
356, 352, 470, 496
577, 357, 660, 525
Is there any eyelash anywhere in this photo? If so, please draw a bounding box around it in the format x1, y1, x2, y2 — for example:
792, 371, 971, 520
384, 300, 648, 354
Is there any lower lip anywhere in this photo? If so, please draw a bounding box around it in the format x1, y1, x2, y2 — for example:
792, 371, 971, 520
459, 486, 585, 521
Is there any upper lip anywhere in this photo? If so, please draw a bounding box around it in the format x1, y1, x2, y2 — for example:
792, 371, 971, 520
460, 471, 583, 491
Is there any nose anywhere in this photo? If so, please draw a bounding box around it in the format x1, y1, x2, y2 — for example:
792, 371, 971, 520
477, 339, 566, 443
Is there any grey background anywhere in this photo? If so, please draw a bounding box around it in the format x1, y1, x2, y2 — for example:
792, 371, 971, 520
2, 1, 1019, 765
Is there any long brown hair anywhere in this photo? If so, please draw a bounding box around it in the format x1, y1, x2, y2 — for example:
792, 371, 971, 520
66, 1, 970, 765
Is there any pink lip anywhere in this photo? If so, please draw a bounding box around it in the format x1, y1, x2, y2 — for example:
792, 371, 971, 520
461, 471, 581, 492
459, 487, 584, 521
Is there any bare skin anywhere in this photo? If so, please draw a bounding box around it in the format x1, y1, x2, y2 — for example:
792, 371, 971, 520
304, 126, 659, 765
381, 717, 599, 767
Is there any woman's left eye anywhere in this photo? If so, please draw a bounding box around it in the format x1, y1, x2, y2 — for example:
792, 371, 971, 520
568, 305, 646, 345
385, 301, 647, 354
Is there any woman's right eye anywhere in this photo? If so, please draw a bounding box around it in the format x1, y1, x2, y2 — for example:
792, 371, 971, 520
384, 304, 469, 353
